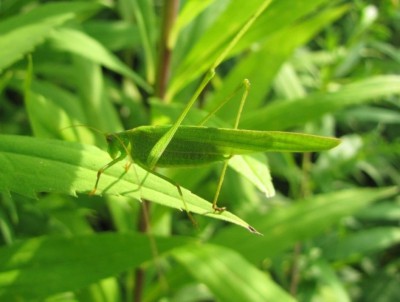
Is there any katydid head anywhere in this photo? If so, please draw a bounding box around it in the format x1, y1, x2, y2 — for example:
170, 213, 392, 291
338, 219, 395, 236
106, 133, 130, 159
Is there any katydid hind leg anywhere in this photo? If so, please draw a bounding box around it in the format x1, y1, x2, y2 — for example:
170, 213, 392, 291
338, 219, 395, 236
147, 169, 198, 227
208, 79, 251, 212
176, 183, 198, 227
212, 160, 229, 213
233, 78, 250, 129
198, 78, 250, 126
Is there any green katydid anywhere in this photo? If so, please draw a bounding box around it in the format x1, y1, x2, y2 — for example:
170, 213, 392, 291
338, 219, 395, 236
91, 79, 340, 216
89, 1, 339, 227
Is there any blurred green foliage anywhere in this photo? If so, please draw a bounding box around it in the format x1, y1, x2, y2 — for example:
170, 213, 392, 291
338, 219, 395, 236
0, 0, 399, 301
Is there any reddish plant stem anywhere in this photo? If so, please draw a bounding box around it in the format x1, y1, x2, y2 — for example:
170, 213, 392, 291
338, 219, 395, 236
289, 152, 312, 296
155, 0, 179, 98
134, 1, 179, 301
134, 201, 150, 302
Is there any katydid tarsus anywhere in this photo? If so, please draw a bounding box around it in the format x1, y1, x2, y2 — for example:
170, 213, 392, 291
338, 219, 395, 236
91, 79, 340, 224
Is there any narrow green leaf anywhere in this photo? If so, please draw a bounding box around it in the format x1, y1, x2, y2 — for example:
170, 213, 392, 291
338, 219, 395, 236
212, 187, 398, 262
323, 227, 400, 261
0, 2, 100, 72
311, 260, 352, 302
173, 244, 295, 302
24, 79, 95, 141
206, 4, 348, 118
167, 0, 271, 100
0, 233, 191, 300
118, 0, 156, 83
229, 154, 275, 198
356, 201, 400, 221
338, 106, 400, 124
274, 63, 306, 100
71, 57, 123, 133
168, 0, 335, 100
169, 0, 216, 48
231, 0, 335, 54
360, 271, 400, 302
82, 20, 140, 51
0, 135, 256, 232
241, 75, 400, 130
48, 27, 152, 92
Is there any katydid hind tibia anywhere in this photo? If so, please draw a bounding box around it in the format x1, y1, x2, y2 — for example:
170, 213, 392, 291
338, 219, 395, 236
92, 124, 340, 213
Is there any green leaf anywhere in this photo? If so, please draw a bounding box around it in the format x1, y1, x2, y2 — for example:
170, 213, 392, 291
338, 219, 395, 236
229, 154, 275, 198
168, 0, 336, 100
360, 271, 400, 302
338, 106, 400, 124
212, 187, 398, 262
310, 260, 352, 302
173, 244, 295, 302
206, 4, 348, 119
167, 0, 271, 100
118, 0, 156, 83
0, 232, 191, 300
0, 2, 100, 72
241, 75, 400, 130
24, 79, 95, 141
0, 135, 256, 233
82, 20, 140, 51
71, 56, 123, 133
48, 27, 152, 92
356, 201, 400, 221
323, 227, 400, 262
169, 0, 216, 48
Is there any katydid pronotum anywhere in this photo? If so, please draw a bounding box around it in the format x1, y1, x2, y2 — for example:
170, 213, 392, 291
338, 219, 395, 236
90, 79, 340, 225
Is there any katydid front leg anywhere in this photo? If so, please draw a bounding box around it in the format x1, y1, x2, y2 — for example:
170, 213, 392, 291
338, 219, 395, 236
90, 133, 132, 195
90, 154, 126, 195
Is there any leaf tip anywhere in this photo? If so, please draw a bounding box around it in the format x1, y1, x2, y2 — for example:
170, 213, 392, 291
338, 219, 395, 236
247, 224, 263, 235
